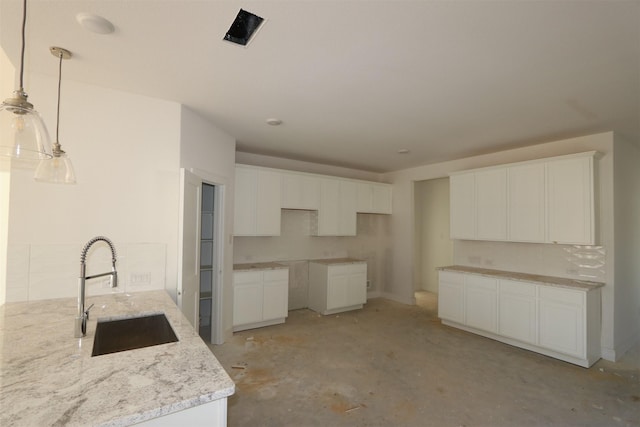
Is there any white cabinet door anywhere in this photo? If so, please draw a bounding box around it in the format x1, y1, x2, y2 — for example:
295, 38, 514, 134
475, 169, 507, 240
327, 274, 349, 310
538, 287, 584, 357
339, 180, 357, 235
357, 182, 392, 214
262, 270, 289, 321
316, 178, 357, 236
317, 178, 341, 235
464, 275, 498, 333
498, 279, 537, 344
233, 273, 263, 327
345, 265, 367, 306
546, 156, 594, 244
234, 166, 282, 236
281, 172, 320, 210
508, 163, 546, 243
233, 167, 257, 236
256, 170, 282, 235
438, 271, 465, 324
449, 173, 475, 239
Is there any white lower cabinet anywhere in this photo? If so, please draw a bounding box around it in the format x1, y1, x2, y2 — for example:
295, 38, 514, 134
438, 270, 602, 367
498, 280, 537, 345
309, 261, 367, 315
464, 275, 498, 333
233, 268, 289, 332
437, 271, 465, 324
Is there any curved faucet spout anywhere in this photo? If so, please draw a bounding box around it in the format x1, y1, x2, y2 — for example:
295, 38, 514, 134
75, 236, 119, 338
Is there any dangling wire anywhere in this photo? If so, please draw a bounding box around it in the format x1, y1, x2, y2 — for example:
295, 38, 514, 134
56, 51, 63, 144
19, 0, 27, 91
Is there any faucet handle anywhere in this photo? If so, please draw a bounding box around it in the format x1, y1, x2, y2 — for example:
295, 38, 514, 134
85, 303, 94, 319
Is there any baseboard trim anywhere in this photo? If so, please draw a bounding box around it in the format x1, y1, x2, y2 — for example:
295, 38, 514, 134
379, 292, 416, 305
602, 330, 640, 362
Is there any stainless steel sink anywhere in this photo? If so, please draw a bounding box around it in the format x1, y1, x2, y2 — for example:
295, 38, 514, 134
92, 313, 178, 357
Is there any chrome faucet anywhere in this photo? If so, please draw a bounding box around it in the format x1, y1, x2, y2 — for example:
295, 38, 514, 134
75, 236, 118, 338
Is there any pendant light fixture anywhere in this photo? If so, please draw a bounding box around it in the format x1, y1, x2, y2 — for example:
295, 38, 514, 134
0, 0, 52, 164
34, 47, 76, 184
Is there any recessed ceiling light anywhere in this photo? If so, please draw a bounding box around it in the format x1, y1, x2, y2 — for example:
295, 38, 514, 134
266, 118, 282, 126
76, 13, 115, 35
397, 148, 410, 154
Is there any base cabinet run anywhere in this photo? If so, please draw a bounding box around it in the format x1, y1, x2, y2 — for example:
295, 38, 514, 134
233, 268, 289, 332
308, 261, 367, 315
438, 270, 602, 367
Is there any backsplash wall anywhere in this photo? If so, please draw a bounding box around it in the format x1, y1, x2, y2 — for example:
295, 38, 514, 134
454, 240, 606, 282
6, 242, 167, 302
233, 209, 392, 309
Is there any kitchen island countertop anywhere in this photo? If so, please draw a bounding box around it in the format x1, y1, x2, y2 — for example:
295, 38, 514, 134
0, 290, 234, 426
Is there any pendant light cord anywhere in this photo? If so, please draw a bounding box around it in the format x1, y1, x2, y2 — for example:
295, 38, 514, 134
56, 51, 62, 143
19, 0, 27, 90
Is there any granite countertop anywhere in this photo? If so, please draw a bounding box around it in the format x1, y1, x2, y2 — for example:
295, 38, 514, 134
309, 257, 366, 265
0, 290, 235, 427
233, 262, 289, 271
437, 265, 605, 290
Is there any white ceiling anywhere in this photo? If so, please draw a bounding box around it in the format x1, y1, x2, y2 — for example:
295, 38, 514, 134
1, 1, 639, 173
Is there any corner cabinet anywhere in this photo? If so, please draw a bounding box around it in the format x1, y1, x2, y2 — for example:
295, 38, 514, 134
233, 166, 282, 236
233, 265, 289, 332
438, 268, 602, 367
308, 259, 367, 315
449, 151, 596, 245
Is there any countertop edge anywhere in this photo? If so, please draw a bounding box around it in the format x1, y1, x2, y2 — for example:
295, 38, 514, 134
437, 265, 605, 290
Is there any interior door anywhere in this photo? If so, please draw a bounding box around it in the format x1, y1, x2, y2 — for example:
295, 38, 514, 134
178, 168, 202, 329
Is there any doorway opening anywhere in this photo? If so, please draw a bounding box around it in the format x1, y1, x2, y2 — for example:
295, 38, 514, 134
413, 177, 454, 309
199, 183, 218, 342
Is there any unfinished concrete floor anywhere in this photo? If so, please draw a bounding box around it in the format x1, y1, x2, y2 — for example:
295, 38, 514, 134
210, 292, 639, 426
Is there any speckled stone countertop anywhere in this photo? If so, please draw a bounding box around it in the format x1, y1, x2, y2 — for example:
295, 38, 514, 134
0, 290, 235, 427
309, 257, 366, 265
233, 262, 288, 271
437, 265, 605, 290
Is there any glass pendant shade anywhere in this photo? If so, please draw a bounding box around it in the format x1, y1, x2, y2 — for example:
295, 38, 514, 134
34, 148, 76, 184
0, 93, 53, 163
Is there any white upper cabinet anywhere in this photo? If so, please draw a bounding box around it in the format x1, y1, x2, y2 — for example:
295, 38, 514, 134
233, 166, 282, 236
449, 151, 596, 244
546, 155, 594, 245
449, 173, 476, 240
475, 168, 507, 241
357, 182, 393, 214
281, 171, 320, 210
314, 178, 357, 236
235, 164, 392, 237
508, 163, 546, 243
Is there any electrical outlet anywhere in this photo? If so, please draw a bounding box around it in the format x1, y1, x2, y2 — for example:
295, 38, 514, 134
366, 280, 372, 290
130, 273, 151, 285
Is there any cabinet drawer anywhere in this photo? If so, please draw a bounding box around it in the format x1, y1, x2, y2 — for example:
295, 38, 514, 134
539, 286, 583, 305
263, 269, 289, 282
328, 263, 366, 276
438, 271, 464, 285
499, 279, 536, 297
233, 271, 261, 284
465, 275, 497, 290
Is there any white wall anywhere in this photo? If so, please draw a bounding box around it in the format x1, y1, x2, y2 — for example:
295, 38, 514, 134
383, 132, 632, 359
4, 72, 181, 302
0, 46, 14, 306
414, 178, 453, 293
179, 105, 236, 339
613, 135, 640, 355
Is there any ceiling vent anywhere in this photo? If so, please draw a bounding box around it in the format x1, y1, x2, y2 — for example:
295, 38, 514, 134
223, 9, 265, 46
